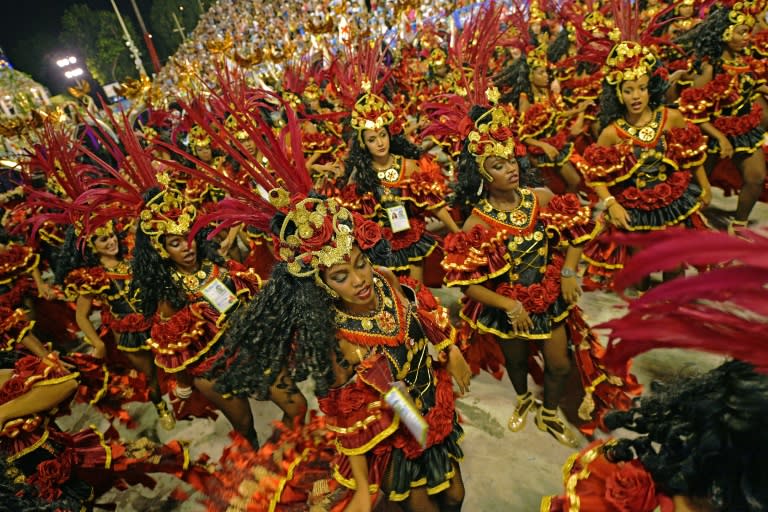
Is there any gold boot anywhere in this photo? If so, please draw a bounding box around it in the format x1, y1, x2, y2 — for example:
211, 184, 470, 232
727, 218, 748, 236
536, 407, 579, 448
507, 392, 535, 432
154, 400, 176, 431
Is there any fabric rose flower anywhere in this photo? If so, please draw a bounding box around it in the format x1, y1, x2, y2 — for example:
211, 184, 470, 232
495, 283, 516, 299
549, 194, 582, 215
604, 460, 659, 512
353, 215, 382, 250
526, 283, 548, 312
300, 216, 334, 251
445, 232, 469, 255
655, 183, 673, 202
338, 387, 371, 415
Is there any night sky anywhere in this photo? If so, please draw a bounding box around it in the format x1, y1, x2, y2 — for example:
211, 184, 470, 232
0, 0, 153, 93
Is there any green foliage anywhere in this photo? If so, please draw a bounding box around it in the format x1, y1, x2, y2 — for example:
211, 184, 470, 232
60, 4, 149, 85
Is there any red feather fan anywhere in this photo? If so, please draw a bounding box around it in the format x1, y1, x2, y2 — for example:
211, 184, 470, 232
600, 228, 768, 374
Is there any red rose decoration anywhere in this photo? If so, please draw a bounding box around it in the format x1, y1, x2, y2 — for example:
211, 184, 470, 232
445, 232, 469, 255
338, 387, 370, 415
604, 460, 659, 512
527, 283, 548, 311
301, 216, 334, 251
467, 224, 488, 247
416, 286, 439, 310
489, 125, 514, 141
549, 194, 581, 215
622, 187, 641, 203
495, 283, 516, 299
14, 355, 42, 375
353, 215, 382, 250
37, 459, 69, 485
667, 172, 689, 189
655, 183, 673, 201
0, 376, 27, 402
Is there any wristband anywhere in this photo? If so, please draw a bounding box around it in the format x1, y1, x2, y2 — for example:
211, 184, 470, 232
561, 267, 578, 278
603, 196, 616, 208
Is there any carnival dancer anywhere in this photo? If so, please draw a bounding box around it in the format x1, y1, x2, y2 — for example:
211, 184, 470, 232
677, 0, 768, 231
442, 95, 634, 447
576, 41, 711, 289
495, 44, 588, 193
341, 83, 459, 282
130, 180, 268, 448
54, 222, 175, 430
164, 85, 472, 511
543, 226, 768, 512
0, 352, 197, 509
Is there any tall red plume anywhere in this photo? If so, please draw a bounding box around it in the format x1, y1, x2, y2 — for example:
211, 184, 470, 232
599, 228, 768, 374
331, 37, 392, 109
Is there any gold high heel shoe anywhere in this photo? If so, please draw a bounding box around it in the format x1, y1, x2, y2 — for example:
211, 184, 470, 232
507, 391, 535, 432
154, 400, 176, 431
536, 407, 579, 447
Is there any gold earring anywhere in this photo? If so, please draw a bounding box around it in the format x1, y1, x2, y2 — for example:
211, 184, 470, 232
722, 26, 734, 42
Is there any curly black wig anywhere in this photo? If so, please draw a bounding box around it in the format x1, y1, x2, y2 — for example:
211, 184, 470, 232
604, 360, 768, 511
205, 262, 338, 399
452, 105, 543, 219
130, 188, 224, 316
495, 57, 532, 108
597, 69, 669, 130
342, 126, 422, 200
54, 226, 127, 285
675, 6, 732, 74
546, 27, 572, 64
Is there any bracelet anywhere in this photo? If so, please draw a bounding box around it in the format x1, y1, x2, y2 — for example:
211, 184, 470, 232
175, 385, 193, 400
506, 301, 523, 321
561, 267, 578, 278
603, 196, 616, 208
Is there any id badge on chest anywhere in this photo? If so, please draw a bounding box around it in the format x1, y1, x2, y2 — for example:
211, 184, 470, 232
386, 204, 411, 233
201, 278, 237, 313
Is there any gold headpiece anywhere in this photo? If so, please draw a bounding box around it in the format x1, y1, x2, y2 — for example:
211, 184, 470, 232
603, 42, 657, 85
139, 174, 198, 258
350, 82, 395, 137
188, 124, 212, 148
526, 45, 550, 71
728, 1, 757, 27
74, 219, 115, 250
429, 48, 447, 68
225, 114, 249, 141
273, 194, 357, 291
466, 88, 521, 179
302, 80, 321, 102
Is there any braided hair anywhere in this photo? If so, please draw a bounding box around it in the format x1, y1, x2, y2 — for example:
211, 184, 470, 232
604, 360, 768, 511
452, 106, 543, 219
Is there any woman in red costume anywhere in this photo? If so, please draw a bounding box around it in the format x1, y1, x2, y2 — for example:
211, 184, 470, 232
54, 220, 175, 430
341, 85, 459, 282
165, 87, 473, 512
677, 1, 768, 230
495, 45, 588, 193
576, 41, 711, 289
0, 351, 195, 509
443, 96, 634, 447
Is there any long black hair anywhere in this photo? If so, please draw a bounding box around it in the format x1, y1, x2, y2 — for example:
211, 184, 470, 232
342, 125, 422, 201
676, 6, 731, 75
495, 57, 532, 108
130, 188, 224, 316
206, 262, 338, 399
452, 106, 542, 219
597, 69, 668, 130
54, 225, 127, 285
604, 360, 768, 511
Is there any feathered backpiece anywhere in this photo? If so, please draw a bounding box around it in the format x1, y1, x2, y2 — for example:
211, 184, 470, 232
331, 37, 392, 110
599, 228, 768, 374
16, 119, 107, 247
420, 1, 508, 155
155, 68, 387, 286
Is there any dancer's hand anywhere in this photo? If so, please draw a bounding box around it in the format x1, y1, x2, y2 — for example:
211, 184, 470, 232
540, 142, 559, 161
561, 276, 582, 304
345, 488, 372, 512
506, 300, 534, 337
607, 203, 631, 230
444, 345, 471, 396
718, 137, 734, 159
